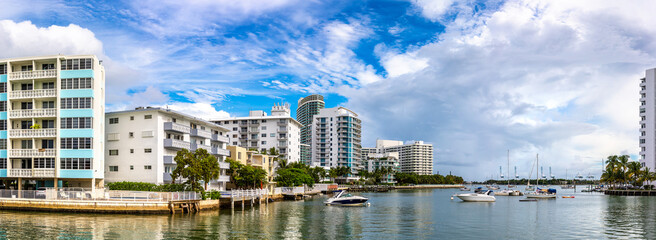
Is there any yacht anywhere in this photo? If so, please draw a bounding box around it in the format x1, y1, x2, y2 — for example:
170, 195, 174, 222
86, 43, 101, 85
525, 188, 557, 199
495, 189, 523, 196
454, 190, 496, 202
324, 191, 369, 206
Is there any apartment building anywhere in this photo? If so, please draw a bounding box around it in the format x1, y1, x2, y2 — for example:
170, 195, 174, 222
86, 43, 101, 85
297, 94, 324, 164
640, 68, 656, 170
373, 139, 434, 175
105, 107, 231, 190
212, 104, 302, 163
0, 55, 105, 190
227, 146, 276, 183
363, 152, 400, 183
311, 107, 362, 175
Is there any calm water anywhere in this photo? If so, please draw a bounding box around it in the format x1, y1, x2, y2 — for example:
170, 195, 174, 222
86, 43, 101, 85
1, 187, 656, 239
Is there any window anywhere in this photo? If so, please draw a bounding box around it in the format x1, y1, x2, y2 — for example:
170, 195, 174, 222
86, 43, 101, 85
42, 120, 55, 129
232, 127, 238, 131
233, 142, 237, 145
224, 121, 229, 124
109, 166, 118, 172
261, 126, 267, 130
0, 64, 6, 74
61, 138, 93, 149
144, 115, 152, 119
21, 65, 33, 71
42, 101, 55, 109
34, 158, 55, 168
261, 133, 266, 137
42, 140, 54, 149
61, 98, 92, 109
262, 141, 266, 145
109, 118, 119, 124
0, 101, 6, 112
61, 58, 93, 70
42, 63, 55, 70
270, 133, 275, 137
61, 78, 92, 89
130, 116, 134, 120
129, 132, 134, 138
130, 165, 134, 170
172, 118, 176, 123
21, 83, 33, 90
144, 165, 152, 170
61, 117, 92, 128
130, 149, 134, 153
0, 158, 5, 169
142, 131, 154, 137
0, 83, 5, 93
144, 148, 152, 153
0, 139, 5, 149
0, 120, 5, 130
109, 149, 119, 155
21, 102, 32, 110
21, 121, 32, 129
61, 158, 92, 169
42, 82, 55, 89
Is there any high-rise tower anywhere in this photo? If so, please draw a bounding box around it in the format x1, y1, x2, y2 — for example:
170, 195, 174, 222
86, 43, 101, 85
297, 94, 324, 164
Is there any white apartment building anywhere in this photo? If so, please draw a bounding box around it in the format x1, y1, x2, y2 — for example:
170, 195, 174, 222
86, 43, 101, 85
211, 104, 302, 163
640, 68, 656, 170
0, 55, 105, 190
370, 139, 434, 175
311, 107, 362, 173
105, 107, 231, 190
363, 152, 400, 183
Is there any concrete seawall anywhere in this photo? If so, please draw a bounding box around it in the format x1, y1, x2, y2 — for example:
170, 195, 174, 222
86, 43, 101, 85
394, 184, 464, 189
0, 198, 222, 214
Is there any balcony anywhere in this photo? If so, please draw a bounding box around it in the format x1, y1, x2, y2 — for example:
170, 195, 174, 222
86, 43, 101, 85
8, 169, 55, 178
163, 172, 172, 182
211, 147, 230, 156
9, 108, 57, 118
9, 129, 56, 138
191, 143, 211, 151
163, 139, 191, 150
277, 121, 287, 126
8, 69, 57, 81
9, 89, 57, 99
164, 155, 174, 164
277, 128, 288, 133
211, 134, 229, 143
9, 149, 56, 158
164, 122, 190, 133
217, 175, 230, 182
219, 162, 230, 169
190, 128, 212, 139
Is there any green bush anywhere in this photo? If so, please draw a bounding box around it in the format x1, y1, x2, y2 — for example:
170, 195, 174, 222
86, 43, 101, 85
106, 181, 190, 192
204, 190, 221, 200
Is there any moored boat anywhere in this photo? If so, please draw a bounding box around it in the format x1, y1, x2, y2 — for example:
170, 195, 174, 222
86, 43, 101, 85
324, 191, 369, 206
525, 188, 557, 199
495, 189, 524, 196
455, 190, 496, 202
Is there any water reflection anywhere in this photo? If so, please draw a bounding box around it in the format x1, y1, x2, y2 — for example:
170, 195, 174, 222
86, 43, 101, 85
603, 196, 656, 239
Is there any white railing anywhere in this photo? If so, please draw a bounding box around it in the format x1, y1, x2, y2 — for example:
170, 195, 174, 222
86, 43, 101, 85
281, 186, 305, 195
0, 189, 199, 202
9, 149, 56, 158
212, 147, 230, 156
220, 189, 269, 199
9, 108, 57, 118
217, 175, 231, 182
163, 139, 191, 149
219, 161, 230, 169
33, 169, 56, 177
8, 169, 33, 177
191, 143, 211, 151
211, 134, 229, 143
9, 89, 57, 99
9, 129, 56, 138
8, 69, 57, 80
164, 122, 190, 133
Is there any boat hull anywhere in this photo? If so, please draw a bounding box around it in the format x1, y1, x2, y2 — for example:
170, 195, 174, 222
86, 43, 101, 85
525, 194, 557, 199
456, 194, 496, 202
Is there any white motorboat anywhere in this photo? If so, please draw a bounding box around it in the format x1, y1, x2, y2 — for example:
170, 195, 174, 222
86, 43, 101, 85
460, 187, 471, 191
324, 190, 369, 206
455, 190, 496, 202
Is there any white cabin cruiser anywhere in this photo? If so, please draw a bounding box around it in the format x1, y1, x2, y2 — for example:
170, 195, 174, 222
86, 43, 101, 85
495, 189, 523, 196
324, 191, 369, 206
454, 190, 496, 202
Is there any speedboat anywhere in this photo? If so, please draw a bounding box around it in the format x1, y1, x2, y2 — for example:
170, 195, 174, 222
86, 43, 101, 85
454, 190, 496, 202
525, 188, 557, 199
486, 185, 500, 190
495, 189, 523, 196
460, 187, 471, 191
324, 190, 369, 206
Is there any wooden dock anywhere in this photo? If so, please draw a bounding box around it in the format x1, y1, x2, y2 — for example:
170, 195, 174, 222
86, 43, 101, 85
604, 190, 656, 196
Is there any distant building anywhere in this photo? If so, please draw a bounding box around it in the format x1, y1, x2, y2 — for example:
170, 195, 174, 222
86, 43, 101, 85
227, 146, 276, 183
363, 152, 399, 183
296, 94, 325, 164
105, 107, 231, 190
640, 68, 656, 170
212, 104, 302, 163
368, 139, 433, 175
0, 55, 105, 191
311, 107, 362, 175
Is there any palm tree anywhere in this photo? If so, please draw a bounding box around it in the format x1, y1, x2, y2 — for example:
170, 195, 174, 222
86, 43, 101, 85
627, 161, 643, 186
618, 155, 630, 185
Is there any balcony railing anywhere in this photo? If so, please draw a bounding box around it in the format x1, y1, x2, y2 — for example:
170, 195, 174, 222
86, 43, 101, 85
34, 169, 56, 178
190, 143, 211, 151
278, 128, 288, 133
9, 108, 57, 118
190, 129, 212, 139
211, 147, 230, 156
164, 122, 190, 133
8, 69, 57, 81
9, 149, 56, 158
9, 89, 57, 99
164, 155, 174, 164
211, 134, 229, 143
163, 139, 191, 150
7, 169, 55, 178
8, 169, 33, 177
219, 162, 230, 169
217, 175, 230, 182
9, 129, 56, 138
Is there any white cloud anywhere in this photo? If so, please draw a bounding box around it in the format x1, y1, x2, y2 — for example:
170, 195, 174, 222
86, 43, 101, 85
0, 20, 103, 58
166, 102, 231, 120
411, 0, 456, 21
346, 0, 656, 180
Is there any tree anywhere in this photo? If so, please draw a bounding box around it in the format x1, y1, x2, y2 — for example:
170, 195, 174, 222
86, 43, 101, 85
627, 161, 643, 186
226, 158, 268, 189
309, 166, 326, 183
274, 168, 314, 187
171, 148, 221, 193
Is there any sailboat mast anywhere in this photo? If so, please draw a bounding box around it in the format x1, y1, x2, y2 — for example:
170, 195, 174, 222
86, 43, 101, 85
536, 154, 540, 187
507, 150, 510, 187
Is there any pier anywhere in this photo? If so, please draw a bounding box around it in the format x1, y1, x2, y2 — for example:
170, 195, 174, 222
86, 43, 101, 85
604, 190, 656, 196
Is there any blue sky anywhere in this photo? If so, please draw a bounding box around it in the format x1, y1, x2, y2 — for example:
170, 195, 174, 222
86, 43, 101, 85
1, 0, 655, 180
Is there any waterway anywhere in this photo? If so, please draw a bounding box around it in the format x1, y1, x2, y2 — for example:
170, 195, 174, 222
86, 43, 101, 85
0, 186, 655, 239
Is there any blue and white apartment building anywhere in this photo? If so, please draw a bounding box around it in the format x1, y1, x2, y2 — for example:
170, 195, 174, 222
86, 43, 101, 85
0, 55, 105, 191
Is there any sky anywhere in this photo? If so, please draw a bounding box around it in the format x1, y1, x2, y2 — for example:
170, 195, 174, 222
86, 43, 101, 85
0, 0, 654, 180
